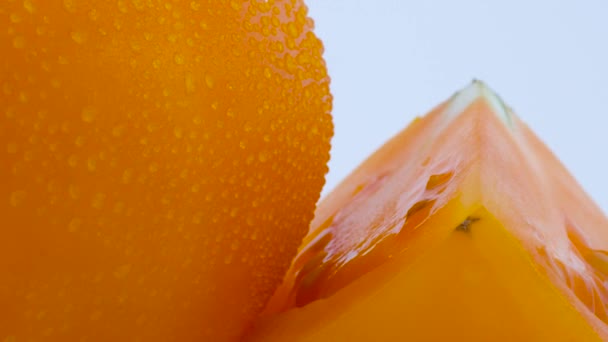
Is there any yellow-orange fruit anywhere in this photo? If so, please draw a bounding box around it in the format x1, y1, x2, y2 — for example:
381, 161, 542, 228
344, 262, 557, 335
0, 0, 332, 341
251, 82, 608, 341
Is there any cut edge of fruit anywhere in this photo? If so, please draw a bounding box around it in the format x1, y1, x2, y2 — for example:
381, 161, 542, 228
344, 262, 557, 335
444, 80, 512, 127
247, 205, 606, 341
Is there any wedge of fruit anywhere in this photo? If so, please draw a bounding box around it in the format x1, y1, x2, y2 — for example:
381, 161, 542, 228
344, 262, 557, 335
0, 1, 331, 340
249, 81, 608, 341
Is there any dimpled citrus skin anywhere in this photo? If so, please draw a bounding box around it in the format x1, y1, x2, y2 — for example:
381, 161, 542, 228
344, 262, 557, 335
0, 0, 332, 341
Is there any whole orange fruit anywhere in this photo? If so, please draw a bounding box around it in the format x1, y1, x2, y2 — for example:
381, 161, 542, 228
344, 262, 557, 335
0, 0, 332, 340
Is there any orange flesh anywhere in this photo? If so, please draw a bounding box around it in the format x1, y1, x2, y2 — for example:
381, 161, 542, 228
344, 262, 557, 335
250, 208, 603, 341
0, 1, 332, 341
254, 82, 608, 340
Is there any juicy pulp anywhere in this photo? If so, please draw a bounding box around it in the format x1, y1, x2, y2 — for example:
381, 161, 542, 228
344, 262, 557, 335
251, 81, 608, 341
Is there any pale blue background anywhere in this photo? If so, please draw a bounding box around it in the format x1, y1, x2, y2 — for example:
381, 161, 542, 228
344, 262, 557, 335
308, 0, 608, 212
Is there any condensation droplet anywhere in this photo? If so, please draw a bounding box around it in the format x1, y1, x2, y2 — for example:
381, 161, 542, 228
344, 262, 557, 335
90, 311, 102, 321
231, 240, 239, 251
23, 150, 33, 161
68, 218, 82, 232
147, 122, 160, 132
167, 33, 178, 43
70, 30, 88, 44
190, 1, 201, 11
81, 106, 97, 123
5, 108, 16, 119
136, 314, 147, 326
192, 213, 202, 224
75, 136, 85, 147
88, 8, 99, 21
91, 193, 105, 209
58, 56, 69, 65
113, 201, 125, 214
10, 13, 22, 23
205, 74, 214, 88
114, 264, 131, 279
117, 0, 128, 13
18, 91, 28, 103
230, 208, 238, 217
13, 36, 26, 49
23, 0, 36, 13
185, 73, 195, 93
174, 53, 185, 65
230, 0, 241, 11
263, 67, 272, 79
68, 154, 78, 167
112, 124, 126, 137
42, 327, 54, 337
258, 151, 269, 162
63, 0, 76, 12
87, 157, 96, 171
6, 142, 18, 154
9, 190, 26, 207
69, 184, 80, 199
132, 0, 145, 11
172, 126, 184, 140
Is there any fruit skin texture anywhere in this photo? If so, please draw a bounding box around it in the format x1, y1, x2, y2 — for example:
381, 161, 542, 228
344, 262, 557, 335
0, 0, 332, 341
251, 82, 608, 341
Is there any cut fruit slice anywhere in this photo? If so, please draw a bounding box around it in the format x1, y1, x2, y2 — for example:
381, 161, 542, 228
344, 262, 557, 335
249, 81, 608, 341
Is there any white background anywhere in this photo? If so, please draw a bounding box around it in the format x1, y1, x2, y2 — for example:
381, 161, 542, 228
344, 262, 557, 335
307, 0, 608, 212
